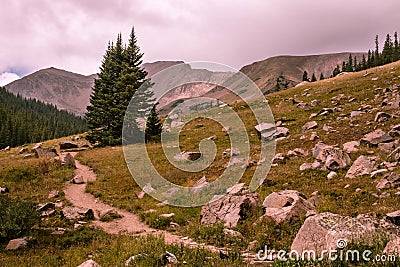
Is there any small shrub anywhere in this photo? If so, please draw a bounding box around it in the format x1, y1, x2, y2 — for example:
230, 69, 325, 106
0, 195, 40, 242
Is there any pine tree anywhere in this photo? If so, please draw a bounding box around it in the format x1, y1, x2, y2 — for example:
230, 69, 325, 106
302, 71, 309, 82
319, 73, 325, 80
382, 33, 393, 64
145, 104, 162, 142
332, 65, 341, 77
347, 54, 353, 72
361, 54, 367, 70
86, 27, 148, 146
367, 50, 372, 68
394, 32, 399, 62
375, 35, 380, 66
311, 73, 317, 82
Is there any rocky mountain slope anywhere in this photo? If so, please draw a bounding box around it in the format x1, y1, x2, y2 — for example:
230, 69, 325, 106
4, 67, 96, 116
4, 53, 366, 116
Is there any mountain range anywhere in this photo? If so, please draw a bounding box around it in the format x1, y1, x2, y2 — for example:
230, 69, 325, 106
3, 52, 365, 116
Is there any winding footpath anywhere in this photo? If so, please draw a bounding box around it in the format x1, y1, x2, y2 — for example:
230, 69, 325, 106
62, 152, 223, 253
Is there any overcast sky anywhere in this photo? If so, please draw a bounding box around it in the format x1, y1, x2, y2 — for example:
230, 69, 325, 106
0, 0, 399, 85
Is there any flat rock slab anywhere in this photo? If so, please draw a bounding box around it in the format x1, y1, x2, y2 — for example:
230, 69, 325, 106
6, 238, 28, 250
360, 129, 394, 146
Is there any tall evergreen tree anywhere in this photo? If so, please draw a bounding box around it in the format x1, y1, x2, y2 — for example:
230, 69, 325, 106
145, 104, 162, 142
375, 35, 380, 66
382, 33, 393, 64
361, 54, 367, 70
394, 32, 399, 62
319, 73, 325, 80
332, 65, 341, 77
86, 27, 148, 146
311, 73, 317, 82
302, 71, 309, 82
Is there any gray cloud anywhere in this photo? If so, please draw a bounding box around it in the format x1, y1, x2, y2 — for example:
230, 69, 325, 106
1, 0, 399, 76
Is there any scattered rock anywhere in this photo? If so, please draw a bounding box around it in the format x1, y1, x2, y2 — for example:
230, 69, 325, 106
383, 237, 400, 255
310, 99, 321, 106
77, 259, 101, 267
72, 175, 85, 184
160, 213, 175, 218
254, 123, 276, 141
183, 152, 202, 161
48, 190, 59, 199
345, 155, 378, 178
322, 124, 336, 133
23, 154, 33, 159
222, 148, 240, 158
59, 141, 79, 150
327, 171, 337, 180
33, 147, 58, 158
99, 208, 118, 219
378, 140, 399, 155
223, 228, 243, 237
309, 132, 319, 141
360, 129, 394, 147
375, 112, 393, 122
389, 124, 400, 137
273, 153, 287, 164
159, 251, 178, 265
291, 212, 396, 256
261, 190, 315, 223
275, 127, 290, 138
200, 183, 259, 228
136, 191, 145, 199
386, 210, 400, 226
312, 142, 351, 171
62, 153, 76, 167
5, 238, 28, 250
370, 169, 388, 178
299, 161, 321, 171
302, 121, 318, 132
61, 206, 94, 220
377, 173, 400, 190
350, 111, 365, 117
19, 147, 28, 154
343, 141, 360, 153
0, 187, 9, 194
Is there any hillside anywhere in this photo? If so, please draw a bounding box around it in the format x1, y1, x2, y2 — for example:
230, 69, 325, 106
0, 87, 87, 149
4, 67, 96, 116
1, 60, 399, 265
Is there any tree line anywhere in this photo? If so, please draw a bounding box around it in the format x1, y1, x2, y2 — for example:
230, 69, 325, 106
0, 87, 87, 149
302, 31, 400, 82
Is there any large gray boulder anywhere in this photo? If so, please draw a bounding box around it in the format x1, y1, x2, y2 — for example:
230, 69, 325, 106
291, 213, 398, 256
63, 153, 76, 168
59, 141, 79, 150
345, 155, 378, 178
360, 129, 394, 147
61, 206, 94, 220
261, 190, 315, 223
312, 142, 351, 171
200, 183, 259, 228
33, 147, 58, 158
255, 123, 276, 141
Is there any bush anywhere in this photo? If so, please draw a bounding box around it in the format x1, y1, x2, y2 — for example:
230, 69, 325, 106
0, 195, 40, 242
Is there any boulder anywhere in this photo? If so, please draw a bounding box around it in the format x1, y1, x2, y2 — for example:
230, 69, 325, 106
312, 142, 351, 171
275, 127, 290, 138
299, 161, 321, 171
310, 99, 321, 106
183, 152, 202, 161
33, 147, 58, 158
48, 190, 59, 199
327, 171, 337, 180
61, 206, 94, 220
302, 121, 318, 132
261, 190, 314, 223
360, 129, 394, 147
343, 141, 360, 153
59, 141, 79, 150
72, 175, 85, 184
5, 238, 28, 250
62, 153, 76, 167
200, 183, 259, 228
77, 260, 101, 267
383, 237, 400, 255
273, 153, 287, 164
345, 156, 378, 178
376, 173, 400, 190
378, 140, 399, 155
389, 124, 400, 137
374, 112, 393, 122
19, 147, 28, 154
309, 132, 319, 141
291, 213, 392, 256
255, 123, 276, 141
387, 210, 400, 226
